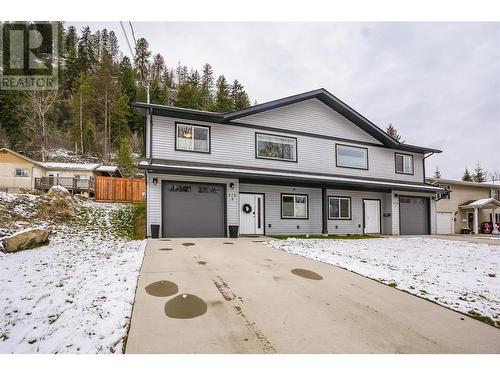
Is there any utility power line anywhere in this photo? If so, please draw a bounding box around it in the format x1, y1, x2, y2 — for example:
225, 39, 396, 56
119, 21, 134, 58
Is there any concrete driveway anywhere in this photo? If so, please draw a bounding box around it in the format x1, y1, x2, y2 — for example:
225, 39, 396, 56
125, 238, 500, 354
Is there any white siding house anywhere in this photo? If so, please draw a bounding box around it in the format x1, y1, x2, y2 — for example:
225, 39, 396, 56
135, 88, 443, 238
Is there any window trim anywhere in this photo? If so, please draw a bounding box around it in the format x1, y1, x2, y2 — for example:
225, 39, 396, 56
280, 193, 309, 219
15, 168, 29, 177
328, 196, 352, 220
394, 152, 414, 175
335, 143, 369, 170
175, 122, 211, 154
255, 132, 298, 163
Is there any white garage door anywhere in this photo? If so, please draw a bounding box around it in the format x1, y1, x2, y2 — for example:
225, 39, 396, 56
436, 212, 453, 234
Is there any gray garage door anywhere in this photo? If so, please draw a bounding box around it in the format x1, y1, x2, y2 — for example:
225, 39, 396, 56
162, 181, 225, 237
399, 196, 430, 235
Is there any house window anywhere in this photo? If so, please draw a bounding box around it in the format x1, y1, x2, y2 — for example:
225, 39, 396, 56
175, 123, 210, 153
329, 196, 351, 220
256, 133, 297, 162
15, 168, 28, 177
490, 213, 500, 222
395, 153, 414, 174
281, 194, 308, 219
336, 144, 368, 170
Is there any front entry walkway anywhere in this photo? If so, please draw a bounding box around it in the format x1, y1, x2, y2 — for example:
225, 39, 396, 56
125, 238, 500, 353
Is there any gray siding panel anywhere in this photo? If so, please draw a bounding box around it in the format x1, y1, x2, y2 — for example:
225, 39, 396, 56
236, 98, 382, 144
152, 115, 424, 183
326, 189, 386, 235
239, 183, 322, 235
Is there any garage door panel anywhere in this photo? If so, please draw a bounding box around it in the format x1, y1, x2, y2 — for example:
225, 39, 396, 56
162, 182, 225, 238
399, 196, 430, 235
437, 212, 453, 234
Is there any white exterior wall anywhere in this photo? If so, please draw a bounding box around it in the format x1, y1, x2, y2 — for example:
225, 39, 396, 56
326, 189, 388, 235
152, 115, 425, 183
239, 183, 322, 234
237, 98, 382, 144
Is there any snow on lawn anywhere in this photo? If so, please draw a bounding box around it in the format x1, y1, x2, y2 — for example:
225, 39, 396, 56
265, 237, 500, 327
0, 200, 146, 353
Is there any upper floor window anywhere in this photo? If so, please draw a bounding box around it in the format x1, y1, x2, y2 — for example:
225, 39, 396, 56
15, 168, 28, 177
335, 144, 368, 170
175, 123, 210, 153
329, 196, 351, 220
281, 194, 308, 219
395, 153, 414, 174
256, 133, 297, 162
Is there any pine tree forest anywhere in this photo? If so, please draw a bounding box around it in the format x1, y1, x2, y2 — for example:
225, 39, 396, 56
0, 22, 252, 167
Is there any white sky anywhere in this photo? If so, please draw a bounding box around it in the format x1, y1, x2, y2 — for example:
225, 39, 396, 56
70, 22, 500, 180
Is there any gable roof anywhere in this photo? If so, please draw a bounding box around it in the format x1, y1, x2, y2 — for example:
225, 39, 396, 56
41, 162, 100, 171
133, 88, 442, 154
459, 198, 500, 209
427, 178, 500, 189
0, 148, 45, 167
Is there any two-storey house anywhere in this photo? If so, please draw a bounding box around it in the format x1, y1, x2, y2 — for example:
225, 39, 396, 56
134, 89, 443, 238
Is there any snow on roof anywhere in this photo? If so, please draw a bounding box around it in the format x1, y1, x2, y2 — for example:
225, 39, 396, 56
459, 198, 500, 208
95, 165, 119, 172
41, 162, 100, 171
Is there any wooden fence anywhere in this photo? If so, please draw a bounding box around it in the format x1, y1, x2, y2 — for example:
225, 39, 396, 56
94, 176, 146, 203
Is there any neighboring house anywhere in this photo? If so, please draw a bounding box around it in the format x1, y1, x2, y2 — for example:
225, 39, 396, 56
0, 148, 46, 193
426, 177, 500, 234
0, 148, 122, 196
134, 88, 444, 238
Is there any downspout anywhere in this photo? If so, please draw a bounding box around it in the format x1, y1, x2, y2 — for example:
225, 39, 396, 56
423, 152, 434, 183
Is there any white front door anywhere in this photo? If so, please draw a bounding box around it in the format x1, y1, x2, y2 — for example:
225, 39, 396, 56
364, 199, 381, 234
239, 193, 264, 235
436, 212, 453, 234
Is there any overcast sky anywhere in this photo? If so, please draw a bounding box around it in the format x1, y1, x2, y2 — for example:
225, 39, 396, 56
70, 22, 500, 180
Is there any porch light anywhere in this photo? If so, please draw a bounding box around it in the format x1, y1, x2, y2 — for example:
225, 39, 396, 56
153, 178, 158, 185
229, 182, 235, 189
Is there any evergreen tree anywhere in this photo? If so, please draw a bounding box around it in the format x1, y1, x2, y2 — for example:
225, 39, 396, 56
472, 162, 487, 182
62, 26, 81, 92
134, 38, 151, 82
214, 75, 234, 112
231, 80, 251, 110
200, 63, 214, 110
386, 123, 403, 142
462, 168, 473, 182
77, 26, 95, 75
116, 137, 136, 177
433, 166, 441, 179
110, 95, 132, 147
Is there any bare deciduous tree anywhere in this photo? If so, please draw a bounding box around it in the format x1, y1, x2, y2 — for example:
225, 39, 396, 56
20, 90, 59, 162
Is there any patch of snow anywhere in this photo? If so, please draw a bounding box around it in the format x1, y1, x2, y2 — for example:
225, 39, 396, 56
0, 200, 146, 353
41, 162, 100, 171
48, 185, 69, 194
265, 237, 500, 326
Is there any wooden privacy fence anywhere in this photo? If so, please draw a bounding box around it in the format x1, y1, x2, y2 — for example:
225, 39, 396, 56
94, 176, 146, 203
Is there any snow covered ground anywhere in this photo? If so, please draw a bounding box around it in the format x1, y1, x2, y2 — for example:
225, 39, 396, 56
265, 237, 500, 327
0, 194, 146, 353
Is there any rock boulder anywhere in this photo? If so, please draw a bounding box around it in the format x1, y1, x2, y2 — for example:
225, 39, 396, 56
1, 227, 50, 253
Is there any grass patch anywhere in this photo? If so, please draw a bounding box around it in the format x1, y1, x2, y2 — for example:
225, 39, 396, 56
271, 234, 383, 240
388, 282, 398, 288
467, 310, 496, 326
131, 203, 146, 240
